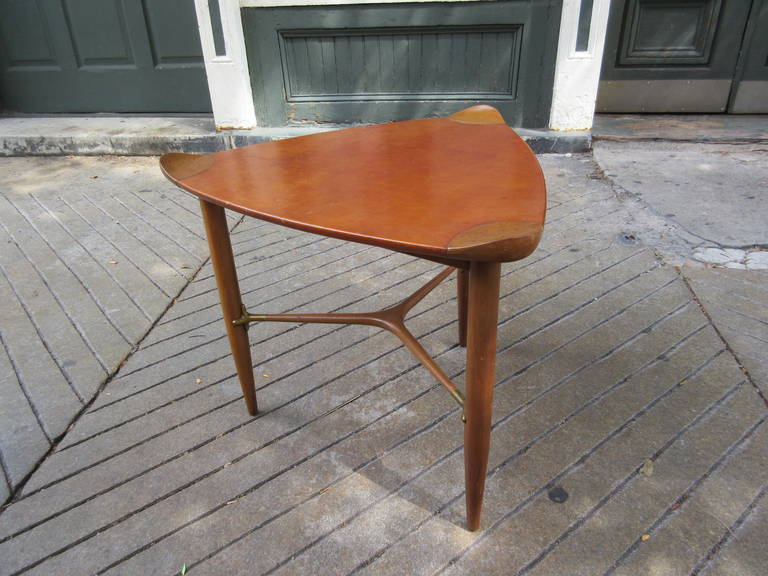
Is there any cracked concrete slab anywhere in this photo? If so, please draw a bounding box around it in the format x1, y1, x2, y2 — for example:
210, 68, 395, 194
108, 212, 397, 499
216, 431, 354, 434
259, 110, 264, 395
594, 141, 768, 249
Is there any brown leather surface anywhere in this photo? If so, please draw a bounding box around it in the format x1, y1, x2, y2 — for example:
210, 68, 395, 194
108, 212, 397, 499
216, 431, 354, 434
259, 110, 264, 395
160, 105, 546, 262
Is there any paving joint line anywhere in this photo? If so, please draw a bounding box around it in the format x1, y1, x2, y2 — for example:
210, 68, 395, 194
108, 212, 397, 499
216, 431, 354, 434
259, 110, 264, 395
0, 330, 53, 445
150, 191, 205, 223
678, 270, 768, 409
488, 312, 707, 463
111, 194, 203, 261
56, 194, 174, 299
513, 378, 749, 576
0, 202, 119, 373
30, 192, 155, 323
0, 446, 12, 495
493, 276, 681, 393
7, 194, 135, 349
181, 228, 318, 289
605, 416, 768, 575
289, 315, 717, 576
103, 265, 688, 574
80, 192, 189, 281
258, 317, 710, 576
84, 233, 611, 416
689, 481, 768, 575
126, 189, 206, 242
226, 230, 308, 261
98, 254, 430, 396
0, 213, 246, 515
384, 348, 733, 576
156, 242, 376, 335
181, 236, 332, 294
0, 253, 91, 402
5, 244, 652, 545
709, 305, 768, 331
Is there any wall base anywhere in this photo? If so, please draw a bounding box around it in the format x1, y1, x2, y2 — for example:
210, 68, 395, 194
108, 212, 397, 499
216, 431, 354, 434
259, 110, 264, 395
0, 116, 591, 156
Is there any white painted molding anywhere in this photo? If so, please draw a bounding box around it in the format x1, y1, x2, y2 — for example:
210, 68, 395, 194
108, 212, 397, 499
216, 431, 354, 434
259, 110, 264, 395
195, 0, 257, 129
203, 0, 590, 129
549, 0, 611, 131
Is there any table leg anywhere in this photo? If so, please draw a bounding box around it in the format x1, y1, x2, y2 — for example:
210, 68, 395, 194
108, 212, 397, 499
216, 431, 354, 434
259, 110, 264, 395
199, 200, 258, 415
457, 268, 468, 347
464, 261, 501, 531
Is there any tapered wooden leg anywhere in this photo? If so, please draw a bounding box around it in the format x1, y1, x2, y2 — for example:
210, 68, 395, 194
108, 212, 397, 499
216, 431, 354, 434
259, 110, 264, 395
464, 261, 501, 531
199, 200, 257, 415
457, 268, 468, 347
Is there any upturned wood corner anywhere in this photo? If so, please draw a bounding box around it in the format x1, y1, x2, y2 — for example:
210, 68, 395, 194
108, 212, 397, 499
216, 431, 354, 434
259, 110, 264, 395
160, 105, 547, 531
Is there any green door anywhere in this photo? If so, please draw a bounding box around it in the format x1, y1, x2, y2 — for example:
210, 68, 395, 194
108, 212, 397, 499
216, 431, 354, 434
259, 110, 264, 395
597, 0, 766, 113
242, 1, 562, 127
731, 0, 768, 112
0, 0, 211, 113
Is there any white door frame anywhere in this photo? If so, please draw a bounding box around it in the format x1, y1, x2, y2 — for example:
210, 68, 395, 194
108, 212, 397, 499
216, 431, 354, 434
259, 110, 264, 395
195, 0, 611, 131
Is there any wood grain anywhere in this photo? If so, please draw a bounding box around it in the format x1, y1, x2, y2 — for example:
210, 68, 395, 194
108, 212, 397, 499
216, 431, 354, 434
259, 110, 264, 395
161, 106, 546, 264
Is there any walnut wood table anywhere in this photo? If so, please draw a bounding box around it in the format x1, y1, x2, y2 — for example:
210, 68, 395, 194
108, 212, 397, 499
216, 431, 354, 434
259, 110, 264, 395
160, 105, 546, 530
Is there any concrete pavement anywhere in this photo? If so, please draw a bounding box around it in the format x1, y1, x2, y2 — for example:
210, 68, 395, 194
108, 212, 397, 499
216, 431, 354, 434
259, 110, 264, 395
0, 157, 240, 502
0, 147, 765, 575
594, 140, 768, 265
592, 119, 768, 401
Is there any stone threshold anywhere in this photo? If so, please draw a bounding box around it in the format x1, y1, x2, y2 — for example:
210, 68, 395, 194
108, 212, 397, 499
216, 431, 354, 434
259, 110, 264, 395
0, 115, 591, 157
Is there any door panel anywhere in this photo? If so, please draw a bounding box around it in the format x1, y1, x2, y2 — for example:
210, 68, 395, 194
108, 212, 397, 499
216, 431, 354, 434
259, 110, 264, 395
143, 0, 210, 67
597, 0, 752, 112
730, 0, 768, 112
0, 0, 211, 113
63, 0, 135, 67
243, 1, 562, 127
618, 0, 721, 64
279, 27, 523, 100
0, 1, 57, 69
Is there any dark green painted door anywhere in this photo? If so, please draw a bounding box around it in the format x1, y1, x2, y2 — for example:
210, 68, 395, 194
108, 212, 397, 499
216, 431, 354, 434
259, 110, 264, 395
597, 0, 757, 113
0, 0, 211, 113
730, 0, 768, 112
242, 1, 562, 127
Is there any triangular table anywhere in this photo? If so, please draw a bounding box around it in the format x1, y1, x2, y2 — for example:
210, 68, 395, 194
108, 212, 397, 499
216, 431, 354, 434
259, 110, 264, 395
161, 105, 546, 530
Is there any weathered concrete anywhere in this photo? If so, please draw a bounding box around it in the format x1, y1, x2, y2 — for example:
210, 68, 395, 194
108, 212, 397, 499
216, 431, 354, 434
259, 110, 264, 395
594, 141, 768, 249
0, 157, 239, 498
0, 153, 765, 576
0, 115, 591, 156
594, 114, 768, 143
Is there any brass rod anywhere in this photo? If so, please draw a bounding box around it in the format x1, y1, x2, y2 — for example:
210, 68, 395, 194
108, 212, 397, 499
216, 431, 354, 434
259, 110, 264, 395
234, 311, 382, 327
395, 266, 456, 316
231, 266, 465, 409
390, 324, 465, 407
